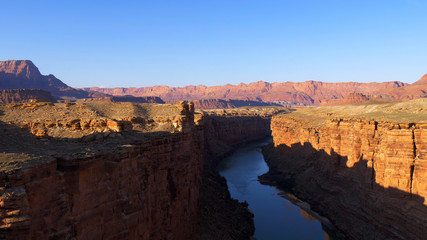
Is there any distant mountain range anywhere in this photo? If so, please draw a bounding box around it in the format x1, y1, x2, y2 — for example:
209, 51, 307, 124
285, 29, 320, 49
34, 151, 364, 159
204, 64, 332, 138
84, 78, 425, 106
1, 60, 426, 107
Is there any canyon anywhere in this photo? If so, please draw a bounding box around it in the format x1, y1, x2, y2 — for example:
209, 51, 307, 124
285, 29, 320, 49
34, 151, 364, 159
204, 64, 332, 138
2, 59, 427, 240
261, 99, 427, 240
0, 101, 277, 239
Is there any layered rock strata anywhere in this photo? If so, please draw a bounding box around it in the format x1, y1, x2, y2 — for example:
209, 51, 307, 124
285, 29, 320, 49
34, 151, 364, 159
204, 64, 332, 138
0, 101, 282, 240
262, 115, 427, 240
0, 102, 204, 240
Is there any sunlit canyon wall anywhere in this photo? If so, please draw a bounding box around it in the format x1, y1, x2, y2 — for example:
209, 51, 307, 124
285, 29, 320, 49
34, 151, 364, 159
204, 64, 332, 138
263, 116, 427, 240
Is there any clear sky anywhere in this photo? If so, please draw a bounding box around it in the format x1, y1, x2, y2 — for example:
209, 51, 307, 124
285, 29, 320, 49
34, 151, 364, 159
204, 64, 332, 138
1, 0, 426, 87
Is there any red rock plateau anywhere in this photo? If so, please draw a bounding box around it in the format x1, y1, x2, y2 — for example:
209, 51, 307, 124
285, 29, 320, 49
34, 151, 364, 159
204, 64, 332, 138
0, 100, 280, 239
0, 89, 57, 104
85, 80, 407, 106
261, 99, 427, 240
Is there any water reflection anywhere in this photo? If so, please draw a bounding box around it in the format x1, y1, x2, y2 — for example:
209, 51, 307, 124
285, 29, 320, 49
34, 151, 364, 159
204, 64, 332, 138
300, 209, 317, 222
218, 140, 336, 240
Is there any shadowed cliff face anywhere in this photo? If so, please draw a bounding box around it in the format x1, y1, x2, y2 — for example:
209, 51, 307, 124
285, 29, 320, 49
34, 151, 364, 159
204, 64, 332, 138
0, 102, 281, 240
0, 102, 204, 240
262, 116, 427, 240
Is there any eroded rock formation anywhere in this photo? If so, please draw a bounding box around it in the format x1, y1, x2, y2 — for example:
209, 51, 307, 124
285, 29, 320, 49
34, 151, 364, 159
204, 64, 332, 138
262, 108, 427, 240
0, 102, 204, 240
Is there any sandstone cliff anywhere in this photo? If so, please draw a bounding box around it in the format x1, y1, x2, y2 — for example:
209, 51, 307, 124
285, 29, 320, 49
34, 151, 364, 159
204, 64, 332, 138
0, 101, 283, 240
262, 100, 427, 240
0, 101, 204, 240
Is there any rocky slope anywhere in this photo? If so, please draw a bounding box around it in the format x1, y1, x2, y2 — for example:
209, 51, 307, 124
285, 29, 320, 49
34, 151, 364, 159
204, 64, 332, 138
261, 100, 427, 240
0, 89, 57, 104
0, 60, 105, 99
85, 80, 406, 105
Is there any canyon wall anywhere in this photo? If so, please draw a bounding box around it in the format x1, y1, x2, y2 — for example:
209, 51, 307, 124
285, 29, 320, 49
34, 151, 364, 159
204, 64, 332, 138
0, 101, 279, 240
193, 108, 275, 240
0, 103, 204, 240
202, 108, 277, 166
204, 116, 270, 159
263, 116, 427, 240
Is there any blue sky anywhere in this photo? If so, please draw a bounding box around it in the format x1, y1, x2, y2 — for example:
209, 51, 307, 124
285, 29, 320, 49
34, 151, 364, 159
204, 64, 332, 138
1, 0, 426, 87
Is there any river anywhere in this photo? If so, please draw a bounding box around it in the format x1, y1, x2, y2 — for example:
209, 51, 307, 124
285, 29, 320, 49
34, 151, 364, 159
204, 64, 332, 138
217, 139, 336, 240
